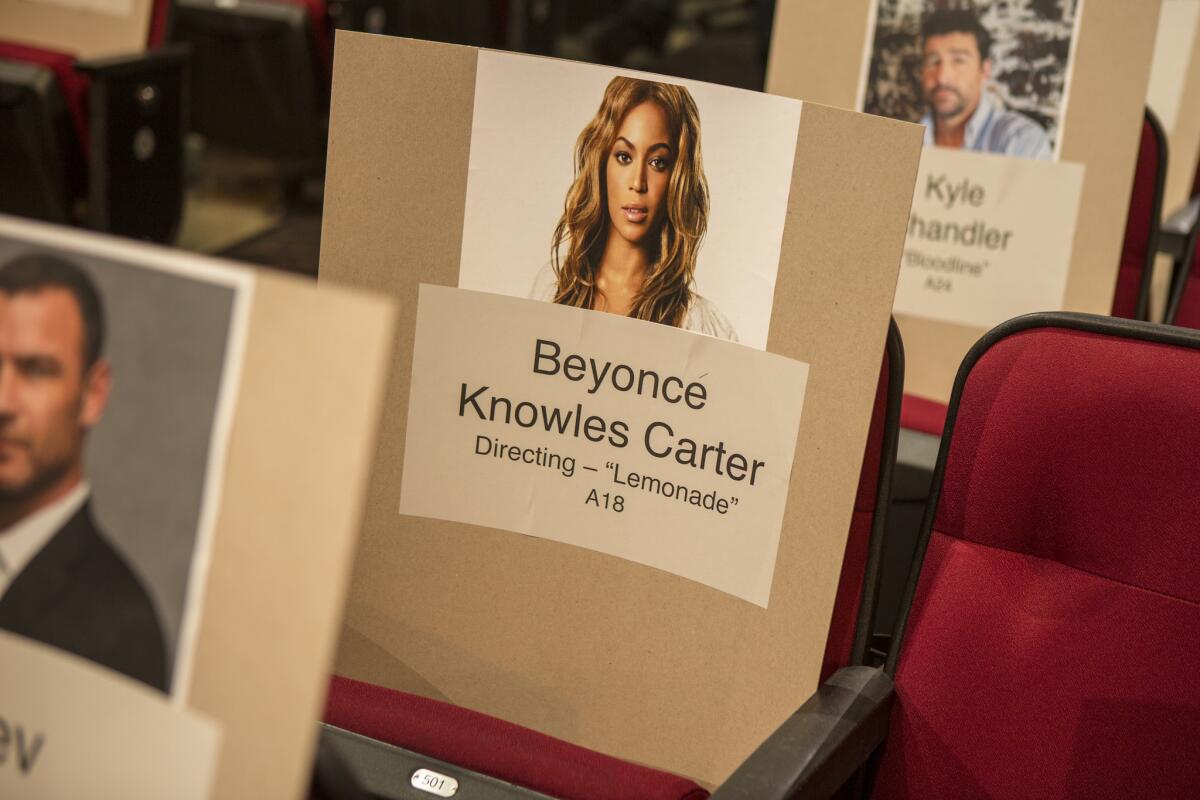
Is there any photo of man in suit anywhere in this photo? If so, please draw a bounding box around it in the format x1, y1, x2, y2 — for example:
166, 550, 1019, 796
0, 253, 166, 691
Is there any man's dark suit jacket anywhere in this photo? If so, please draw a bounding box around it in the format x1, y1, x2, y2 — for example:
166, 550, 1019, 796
0, 502, 168, 692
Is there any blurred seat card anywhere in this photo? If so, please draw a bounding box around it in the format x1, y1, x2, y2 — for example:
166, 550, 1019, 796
768, 0, 1162, 401
0, 214, 395, 798
898, 147, 1083, 328
0, 631, 219, 799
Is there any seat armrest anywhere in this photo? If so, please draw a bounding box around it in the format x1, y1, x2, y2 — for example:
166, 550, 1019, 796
75, 44, 189, 77
1162, 196, 1200, 239
710, 666, 894, 800
311, 729, 373, 800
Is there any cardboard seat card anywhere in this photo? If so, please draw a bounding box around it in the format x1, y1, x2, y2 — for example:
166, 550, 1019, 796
1148, 0, 1200, 214
769, 0, 1161, 402
0, 0, 156, 59
321, 33, 922, 786
0, 215, 395, 798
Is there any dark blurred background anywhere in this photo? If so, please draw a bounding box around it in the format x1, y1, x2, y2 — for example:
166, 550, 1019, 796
0, 0, 777, 277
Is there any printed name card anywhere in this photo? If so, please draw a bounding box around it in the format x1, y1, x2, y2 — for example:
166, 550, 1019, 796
898, 148, 1083, 328
857, 0, 1086, 329
0, 214, 396, 798
320, 32, 922, 786
768, 0, 1162, 402
0, 632, 219, 799
400, 286, 808, 607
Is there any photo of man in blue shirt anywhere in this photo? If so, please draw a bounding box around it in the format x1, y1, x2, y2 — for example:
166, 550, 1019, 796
918, 8, 1052, 160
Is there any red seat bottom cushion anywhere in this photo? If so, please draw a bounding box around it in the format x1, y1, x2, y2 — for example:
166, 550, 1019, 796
900, 394, 947, 436
325, 676, 709, 800
872, 532, 1200, 799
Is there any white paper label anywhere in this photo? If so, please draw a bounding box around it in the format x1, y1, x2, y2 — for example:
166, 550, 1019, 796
894, 147, 1084, 329
398, 286, 809, 607
0, 632, 220, 799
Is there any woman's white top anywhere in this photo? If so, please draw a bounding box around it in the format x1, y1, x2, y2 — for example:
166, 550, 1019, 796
529, 264, 738, 342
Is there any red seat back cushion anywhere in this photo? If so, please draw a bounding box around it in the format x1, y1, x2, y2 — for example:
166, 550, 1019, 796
899, 393, 946, 436
872, 327, 1200, 798
1110, 263, 1144, 320
325, 676, 709, 800
1174, 268, 1200, 329
0, 41, 89, 156
1112, 116, 1160, 318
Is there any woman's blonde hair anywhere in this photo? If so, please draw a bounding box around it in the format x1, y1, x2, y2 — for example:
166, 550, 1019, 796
551, 77, 709, 327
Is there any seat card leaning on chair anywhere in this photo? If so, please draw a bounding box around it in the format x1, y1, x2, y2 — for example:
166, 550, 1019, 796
769, 0, 1161, 404
0, 215, 395, 798
320, 34, 923, 788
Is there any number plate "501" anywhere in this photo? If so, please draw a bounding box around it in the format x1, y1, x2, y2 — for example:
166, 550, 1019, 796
411, 768, 459, 797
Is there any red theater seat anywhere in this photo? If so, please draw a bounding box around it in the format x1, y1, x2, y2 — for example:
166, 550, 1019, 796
1111, 109, 1166, 320
724, 312, 1200, 799
325, 676, 708, 800
317, 322, 906, 799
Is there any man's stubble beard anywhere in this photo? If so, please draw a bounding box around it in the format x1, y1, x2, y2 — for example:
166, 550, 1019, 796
929, 87, 967, 120
0, 450, 77, 511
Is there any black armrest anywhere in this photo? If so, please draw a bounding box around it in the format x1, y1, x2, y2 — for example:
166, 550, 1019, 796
710, 666, 894, 800
1162, 196, 1200, 239
76, 44, 189, 77
311, 728, 373, 800
1159, 196, 1200, 272
76, 45, 190, 242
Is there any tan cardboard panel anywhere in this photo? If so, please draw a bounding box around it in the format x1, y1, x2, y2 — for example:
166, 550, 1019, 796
0, 0, 153, 59
769, 0, 1161, 402
1152, 1, 1200, 213
185, 272, 395, 798
322, 32, 921, 785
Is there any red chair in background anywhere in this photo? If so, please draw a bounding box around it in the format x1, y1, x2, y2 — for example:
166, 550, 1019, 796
897, 393, 945, 438
722, 312, 1200, 799
1111, 108, 1167, 320
0, 0, 187, 241
312, 322, 907, 800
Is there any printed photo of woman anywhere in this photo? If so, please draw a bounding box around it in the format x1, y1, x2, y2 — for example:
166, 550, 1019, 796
460, 52, 799, 351
531, 77, 737, 341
